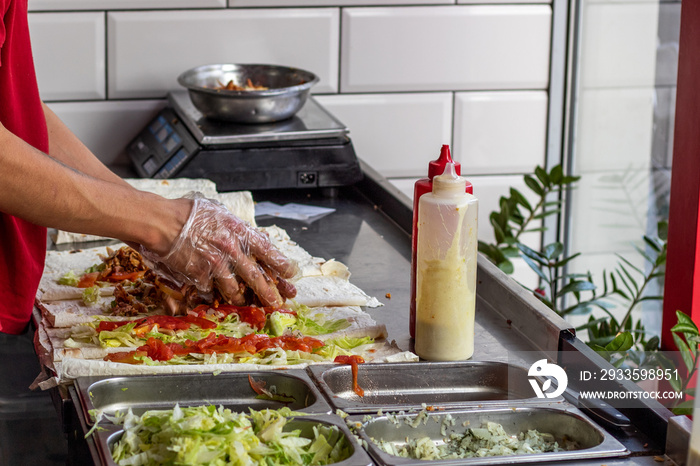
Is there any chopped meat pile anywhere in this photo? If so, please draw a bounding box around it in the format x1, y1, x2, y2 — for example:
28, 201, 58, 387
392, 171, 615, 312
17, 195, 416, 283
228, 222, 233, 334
107, 247, 296, 317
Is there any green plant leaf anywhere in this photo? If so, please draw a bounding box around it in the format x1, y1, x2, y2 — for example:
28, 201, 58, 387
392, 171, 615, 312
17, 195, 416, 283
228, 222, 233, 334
644, 336, 660, 351
551, 252, 582, 268
561, 302, 593, 316
672, 332, 694, 373
543, 243, 564, 261
674, 311, 698, 335
609, 273, 630, 300
589, 343, 609, 354
605, 332, 634, 352
544, 200, 563, 208
672, 400, 694, 416
533, 209, 562, 220
561, 175, 581, 184
517, 243, 547, 263
523, 175, 544, 196
617, 263, 640, 295
670, 323, 698, 335
523, 226, 548, 234
614, 268, 636, 298
616, 254, 643, 275
575, 317, 609, 331
497, 260, 514, 274
643, 235, 663, 253
557, 280, 596, 297
657, 220, 668, 241
549, 165, 563, 184
588, 335, 616, 347
668, 375, 682, 392
611, 357, 627, 368
510, 188, 532, 212
492, 221, 506, 245
520, 255, 548, 282
535, 166, 550, 188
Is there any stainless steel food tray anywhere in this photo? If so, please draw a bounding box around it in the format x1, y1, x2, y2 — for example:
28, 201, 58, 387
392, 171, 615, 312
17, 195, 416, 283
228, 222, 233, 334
308, 361, 556, 414
348, 405, 628, 465
92, 414, 373, 466
75, 369, 332, 425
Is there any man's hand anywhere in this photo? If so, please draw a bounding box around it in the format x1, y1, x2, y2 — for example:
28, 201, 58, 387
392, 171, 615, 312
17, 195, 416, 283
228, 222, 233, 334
140, 193, 298, 307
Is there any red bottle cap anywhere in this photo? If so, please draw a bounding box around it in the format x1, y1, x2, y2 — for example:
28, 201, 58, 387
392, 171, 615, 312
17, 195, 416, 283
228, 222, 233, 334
428, 144, 461, 179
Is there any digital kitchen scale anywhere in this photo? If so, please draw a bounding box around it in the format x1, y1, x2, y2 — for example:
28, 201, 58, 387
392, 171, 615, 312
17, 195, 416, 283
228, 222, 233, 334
126, 91, 363, 191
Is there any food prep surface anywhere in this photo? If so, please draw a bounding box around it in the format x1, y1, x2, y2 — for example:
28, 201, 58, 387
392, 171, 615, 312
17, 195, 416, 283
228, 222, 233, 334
37, 164, 676, 465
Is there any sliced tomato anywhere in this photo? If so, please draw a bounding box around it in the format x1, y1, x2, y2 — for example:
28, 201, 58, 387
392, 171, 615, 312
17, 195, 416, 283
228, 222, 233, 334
140, 338, 176, 361
104, 350, 147, 364
215, 305, 266, 330
107, 270, 145, 283
236, 307, 267, 330
181, 314, 217, 329
77, 272, 99, 288
106, 331, 325, 366
189, 304, 213, 317
144, 315, 192, 331
267, 335, 324, 353
97, 321, 131, 332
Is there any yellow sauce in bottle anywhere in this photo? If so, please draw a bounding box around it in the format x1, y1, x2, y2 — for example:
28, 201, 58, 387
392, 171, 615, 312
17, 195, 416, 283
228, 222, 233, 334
415, 163, 478, 361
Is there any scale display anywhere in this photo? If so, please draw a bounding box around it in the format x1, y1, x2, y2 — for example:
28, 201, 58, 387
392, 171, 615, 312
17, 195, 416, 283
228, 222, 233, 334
127, 109, 200, 179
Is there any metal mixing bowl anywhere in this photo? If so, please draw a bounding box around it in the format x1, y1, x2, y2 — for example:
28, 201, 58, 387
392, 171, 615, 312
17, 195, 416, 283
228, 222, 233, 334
177, 64, 319, 124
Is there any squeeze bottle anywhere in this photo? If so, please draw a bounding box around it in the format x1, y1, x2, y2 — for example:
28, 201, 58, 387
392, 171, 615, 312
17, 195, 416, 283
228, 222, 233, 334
414, 163, 478, 361
410, 145, 472, 338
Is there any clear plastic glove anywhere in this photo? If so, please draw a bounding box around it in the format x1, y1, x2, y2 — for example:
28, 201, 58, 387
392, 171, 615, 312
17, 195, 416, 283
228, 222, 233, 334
140, 193, 298, 308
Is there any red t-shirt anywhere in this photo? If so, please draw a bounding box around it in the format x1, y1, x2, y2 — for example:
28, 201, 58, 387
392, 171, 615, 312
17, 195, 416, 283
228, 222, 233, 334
0, 0, 49, 334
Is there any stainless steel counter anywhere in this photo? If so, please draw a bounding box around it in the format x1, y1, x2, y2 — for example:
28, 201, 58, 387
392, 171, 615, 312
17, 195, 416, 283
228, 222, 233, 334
250, 161, 682, 465
37, 161, 684, 465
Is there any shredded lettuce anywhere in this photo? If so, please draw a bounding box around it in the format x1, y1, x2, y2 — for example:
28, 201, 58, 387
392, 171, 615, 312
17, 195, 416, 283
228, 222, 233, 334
325, 336, 374, 350
58, 270, 80, 286
83, 263, 105, 274
108, 405, 352, 465
81, 286, 101, 305
97, 322, 139, 348
373, 418, 572, 460
293, 306, 351, 336
267, 311, 298, 337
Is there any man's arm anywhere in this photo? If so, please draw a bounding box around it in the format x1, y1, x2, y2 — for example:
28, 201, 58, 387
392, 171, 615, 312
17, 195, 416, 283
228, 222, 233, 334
0, 121, 189, 255
42, 103, 130, 187
1, 111, 296, 307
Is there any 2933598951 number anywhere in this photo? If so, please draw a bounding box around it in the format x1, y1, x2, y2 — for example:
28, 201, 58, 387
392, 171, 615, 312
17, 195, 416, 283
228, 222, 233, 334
598, 368, 678, 382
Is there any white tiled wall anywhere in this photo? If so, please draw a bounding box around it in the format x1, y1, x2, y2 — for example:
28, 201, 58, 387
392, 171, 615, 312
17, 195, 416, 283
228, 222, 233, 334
316, 93, 453, 177
28, 12, 106, 101
106, 9, 340, 99
341, 6, 551, 93
27, 1, 553, 248
453, 91, 548, 175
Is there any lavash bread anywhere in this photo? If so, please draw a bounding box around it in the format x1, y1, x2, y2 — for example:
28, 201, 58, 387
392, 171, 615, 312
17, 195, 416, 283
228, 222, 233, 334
50, 179, 256, 244
55, 340, 415, 383
37, 244, 127, 302
34, 187, 415, 388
